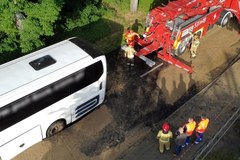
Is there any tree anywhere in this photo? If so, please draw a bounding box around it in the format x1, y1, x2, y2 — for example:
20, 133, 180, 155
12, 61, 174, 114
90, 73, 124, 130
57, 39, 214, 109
0, 0, 64, 54
63, 0, 105, 31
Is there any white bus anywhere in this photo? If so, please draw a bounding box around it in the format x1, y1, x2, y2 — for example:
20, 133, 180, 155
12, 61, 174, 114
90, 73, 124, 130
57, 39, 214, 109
0, 37, 107, 160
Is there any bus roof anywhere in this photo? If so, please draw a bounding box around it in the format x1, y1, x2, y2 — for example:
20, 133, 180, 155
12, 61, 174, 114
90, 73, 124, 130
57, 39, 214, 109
0, 38, 94, 96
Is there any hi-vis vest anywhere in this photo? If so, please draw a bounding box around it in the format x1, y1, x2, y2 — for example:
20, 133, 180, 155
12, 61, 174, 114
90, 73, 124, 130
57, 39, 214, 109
185, 121, 196, 136
126, 32, 135, 41
196, 118, 209, 133
124, 31, 139, 46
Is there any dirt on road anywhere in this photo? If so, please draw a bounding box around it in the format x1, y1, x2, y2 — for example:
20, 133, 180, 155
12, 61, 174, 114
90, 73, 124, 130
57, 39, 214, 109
14, 22, 240, 160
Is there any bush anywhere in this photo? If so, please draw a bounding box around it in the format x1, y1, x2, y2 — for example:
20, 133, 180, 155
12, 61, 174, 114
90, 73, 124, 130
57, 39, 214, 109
64, 2, 107, 31
0, 0, 64, 54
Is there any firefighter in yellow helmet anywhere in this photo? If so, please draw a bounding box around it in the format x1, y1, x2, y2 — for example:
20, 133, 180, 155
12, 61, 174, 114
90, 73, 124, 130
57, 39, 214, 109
156, 122, 173, 153
182, 117, 196, 147
194, 114, 209, 144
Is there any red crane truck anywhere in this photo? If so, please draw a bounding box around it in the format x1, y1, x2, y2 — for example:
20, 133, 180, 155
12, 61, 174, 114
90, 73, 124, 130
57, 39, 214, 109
135, 0, 240, 73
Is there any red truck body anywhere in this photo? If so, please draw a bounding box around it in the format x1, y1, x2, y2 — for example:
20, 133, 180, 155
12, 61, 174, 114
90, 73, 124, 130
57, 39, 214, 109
135, 0, 240, 73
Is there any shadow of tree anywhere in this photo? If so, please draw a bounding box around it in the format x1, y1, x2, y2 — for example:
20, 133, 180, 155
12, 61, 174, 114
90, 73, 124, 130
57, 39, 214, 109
149, 0, 169, 10
47, 18, 124, 54
0, 52, 22, 65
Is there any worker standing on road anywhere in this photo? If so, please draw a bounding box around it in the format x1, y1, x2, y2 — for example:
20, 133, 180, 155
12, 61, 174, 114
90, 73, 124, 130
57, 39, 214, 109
194, 114, 209, 144
156, 122, 173, 153
123, 27, 140, 47
183, 117, 196, 147
174, 127, 188, 156
190, 33, 200, 58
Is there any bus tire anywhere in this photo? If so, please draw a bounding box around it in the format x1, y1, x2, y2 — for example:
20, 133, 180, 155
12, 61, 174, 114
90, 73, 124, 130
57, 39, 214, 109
46, 120, 66, 137
217, 10, 232, 27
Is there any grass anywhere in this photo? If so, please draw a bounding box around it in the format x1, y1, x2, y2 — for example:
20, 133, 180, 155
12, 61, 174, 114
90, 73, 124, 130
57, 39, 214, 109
71, 19, 111, 43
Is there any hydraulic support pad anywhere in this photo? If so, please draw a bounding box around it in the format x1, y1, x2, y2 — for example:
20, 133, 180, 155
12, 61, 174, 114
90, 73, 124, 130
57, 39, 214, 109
138, 55, 156, 67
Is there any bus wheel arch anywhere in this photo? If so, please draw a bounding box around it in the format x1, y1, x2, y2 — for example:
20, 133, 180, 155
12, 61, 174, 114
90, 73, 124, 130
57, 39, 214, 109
46, 119, 66, 137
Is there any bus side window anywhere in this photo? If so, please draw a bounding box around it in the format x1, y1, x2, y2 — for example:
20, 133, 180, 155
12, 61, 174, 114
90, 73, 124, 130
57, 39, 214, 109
0, 97, 32, 131
32, 88, 53, 110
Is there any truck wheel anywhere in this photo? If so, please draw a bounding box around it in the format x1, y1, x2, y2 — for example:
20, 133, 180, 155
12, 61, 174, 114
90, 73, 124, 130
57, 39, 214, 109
217, 10, 231, 27
176, 41, 187, 56
46, 120, 66, 137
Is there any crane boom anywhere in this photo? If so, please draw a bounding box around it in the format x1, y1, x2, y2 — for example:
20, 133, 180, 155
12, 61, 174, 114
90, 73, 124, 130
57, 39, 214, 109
134, 0, 240, 73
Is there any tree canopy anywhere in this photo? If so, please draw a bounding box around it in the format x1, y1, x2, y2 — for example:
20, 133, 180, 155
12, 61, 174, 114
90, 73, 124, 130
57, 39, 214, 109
0, 0, 105, 55
0, 0, 64, 54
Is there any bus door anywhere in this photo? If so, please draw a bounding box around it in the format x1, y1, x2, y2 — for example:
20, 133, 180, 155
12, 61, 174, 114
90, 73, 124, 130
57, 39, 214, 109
0, 125, 42, 160
70, 60, 105, 122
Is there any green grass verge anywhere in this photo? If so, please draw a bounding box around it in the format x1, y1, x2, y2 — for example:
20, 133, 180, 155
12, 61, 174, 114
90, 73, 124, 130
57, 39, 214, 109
72, 19, 111, 43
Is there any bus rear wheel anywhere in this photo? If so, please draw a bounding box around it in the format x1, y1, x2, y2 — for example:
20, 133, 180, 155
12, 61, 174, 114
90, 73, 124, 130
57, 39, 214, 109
46, 120, 66, 137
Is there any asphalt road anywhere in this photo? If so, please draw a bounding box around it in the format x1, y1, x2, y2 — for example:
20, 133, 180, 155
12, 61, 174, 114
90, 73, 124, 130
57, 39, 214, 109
118, 55, 240, 160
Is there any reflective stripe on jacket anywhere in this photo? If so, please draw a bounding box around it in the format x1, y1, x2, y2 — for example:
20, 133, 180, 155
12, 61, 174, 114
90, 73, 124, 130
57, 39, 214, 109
185, 121, 196, 136
196, 118, 209, 133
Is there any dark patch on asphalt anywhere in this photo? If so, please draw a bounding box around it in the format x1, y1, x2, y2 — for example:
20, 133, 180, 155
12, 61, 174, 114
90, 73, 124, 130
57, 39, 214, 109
79, 49, 238, 157
79, 123, 125, 156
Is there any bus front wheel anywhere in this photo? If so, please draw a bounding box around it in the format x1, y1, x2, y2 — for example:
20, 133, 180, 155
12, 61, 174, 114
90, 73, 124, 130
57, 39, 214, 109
46, 120, 66, 137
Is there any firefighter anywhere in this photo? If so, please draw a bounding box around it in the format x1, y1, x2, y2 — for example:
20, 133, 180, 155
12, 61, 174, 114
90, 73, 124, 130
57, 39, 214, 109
124, 45, 136, 66
194, 114, 209, 144
182, 117, 196, 147
123, 27, 140, 47
156, 122, 173, 153
190, 34, 200, 58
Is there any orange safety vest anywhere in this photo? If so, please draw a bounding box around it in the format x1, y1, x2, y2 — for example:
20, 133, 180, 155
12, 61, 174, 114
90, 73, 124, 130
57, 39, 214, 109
185, 121, 196, 136
196, 118, 209, 133
124, 31, 138, 43
126, 32, 135, 41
